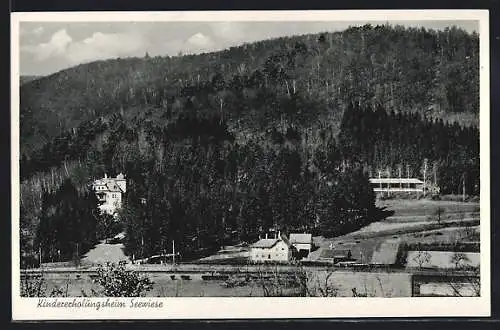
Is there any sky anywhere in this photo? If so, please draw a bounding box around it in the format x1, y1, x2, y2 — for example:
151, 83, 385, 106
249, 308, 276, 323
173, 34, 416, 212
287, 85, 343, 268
18, 20, 479, 76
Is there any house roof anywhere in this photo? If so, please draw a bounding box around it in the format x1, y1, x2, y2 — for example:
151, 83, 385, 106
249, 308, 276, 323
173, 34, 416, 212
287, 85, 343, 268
105, 181, 123, 193
251, 238, 280, 249
369, 178, 424, 184
93, 177, 124, 193
289, 233, 312, 244
281, 235, 292, 247
370, 240, 400, 265
93, 179, 107, 186
320, 249, 352, 259
251, 234, 292, 249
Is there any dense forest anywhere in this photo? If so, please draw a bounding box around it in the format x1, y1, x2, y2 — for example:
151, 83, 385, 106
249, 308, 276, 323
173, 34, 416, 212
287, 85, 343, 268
20, 75, 42, 85
19, 24, 480, 265
24, 110, 378, 263
338, 104, 479, 195
20, 24, 478, 153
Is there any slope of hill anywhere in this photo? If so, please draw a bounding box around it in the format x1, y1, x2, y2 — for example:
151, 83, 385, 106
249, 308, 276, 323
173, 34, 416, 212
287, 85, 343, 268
20, 24, 479, 155
20, 75, 41, 85
19, 24, 480, 265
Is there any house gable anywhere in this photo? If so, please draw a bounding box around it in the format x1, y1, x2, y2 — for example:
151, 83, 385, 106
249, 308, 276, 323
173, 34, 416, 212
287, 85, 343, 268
250, 237, 291, 262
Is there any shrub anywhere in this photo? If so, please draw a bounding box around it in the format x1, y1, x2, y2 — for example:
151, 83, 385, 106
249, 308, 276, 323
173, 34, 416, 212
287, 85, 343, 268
21, 274, 47, 297
431, 194, 441, 201
93, 261, 154, 297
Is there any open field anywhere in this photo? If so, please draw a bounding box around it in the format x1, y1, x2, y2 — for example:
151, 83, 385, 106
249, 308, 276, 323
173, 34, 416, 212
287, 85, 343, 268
401, 226, 479, 245
376, 199, 480, 218
406, 251, 480, 269
24, 269, 476, 297
309, 199, 480, 265
21, 269, 414, 297
350, 218, 477, 237
418, 282, 478, 297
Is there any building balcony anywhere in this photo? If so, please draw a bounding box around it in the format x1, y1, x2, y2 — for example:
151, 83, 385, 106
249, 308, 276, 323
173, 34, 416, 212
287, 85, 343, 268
373, 187, 424, 192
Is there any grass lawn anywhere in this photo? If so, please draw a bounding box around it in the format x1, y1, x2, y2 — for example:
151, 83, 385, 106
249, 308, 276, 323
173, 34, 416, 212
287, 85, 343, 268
28, 269, 414, 297
310, 199, 480, 265
376, 199, 480, 218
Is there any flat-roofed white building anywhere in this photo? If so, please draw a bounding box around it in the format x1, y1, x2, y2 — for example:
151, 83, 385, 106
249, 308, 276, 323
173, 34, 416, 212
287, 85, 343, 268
369, 178, 424, 194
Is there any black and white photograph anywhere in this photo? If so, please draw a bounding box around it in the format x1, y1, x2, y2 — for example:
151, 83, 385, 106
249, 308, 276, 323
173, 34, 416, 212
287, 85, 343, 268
11, 10, 490, 320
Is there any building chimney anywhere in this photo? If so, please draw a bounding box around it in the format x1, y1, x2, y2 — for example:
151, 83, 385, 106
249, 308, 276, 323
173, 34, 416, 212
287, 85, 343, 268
278, 231, 281, 239
104, 173, 108, 179
265, 233, 268, 239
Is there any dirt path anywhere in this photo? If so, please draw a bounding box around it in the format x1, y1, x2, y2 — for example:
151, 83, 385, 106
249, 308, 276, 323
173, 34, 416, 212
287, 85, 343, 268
81, 240, 129, 265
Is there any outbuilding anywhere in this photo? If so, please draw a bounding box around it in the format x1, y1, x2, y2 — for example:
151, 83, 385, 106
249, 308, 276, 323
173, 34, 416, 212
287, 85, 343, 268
289, 233, 313, 258
319, 248, 354, 264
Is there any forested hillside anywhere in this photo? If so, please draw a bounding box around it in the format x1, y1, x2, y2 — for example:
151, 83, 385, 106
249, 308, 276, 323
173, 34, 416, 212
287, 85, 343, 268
20, 24, 478, 154
20, 75, 41, 85
338, 104, 479, 195
19, 24, 480, 265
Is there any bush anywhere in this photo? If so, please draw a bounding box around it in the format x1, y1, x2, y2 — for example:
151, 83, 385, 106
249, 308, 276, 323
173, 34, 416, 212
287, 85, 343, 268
93, 261, 154, 297
431, 194, 441, 201
378, 194, 394, 201
439, 194, 479, 202
21, 255, 40, 269
21, 274, 47, 297
395, 244, 409, 266
469, 196, 480, 203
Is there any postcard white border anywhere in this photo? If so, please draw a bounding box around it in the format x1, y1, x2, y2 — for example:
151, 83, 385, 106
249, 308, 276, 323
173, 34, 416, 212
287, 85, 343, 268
11, 9, 490, 320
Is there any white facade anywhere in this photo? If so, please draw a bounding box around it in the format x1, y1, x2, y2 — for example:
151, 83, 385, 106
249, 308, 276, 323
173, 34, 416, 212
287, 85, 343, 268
92, 173, 126, 216
97, 192, 122, 215
250, 239, 291, 263
293, 242, 311, 252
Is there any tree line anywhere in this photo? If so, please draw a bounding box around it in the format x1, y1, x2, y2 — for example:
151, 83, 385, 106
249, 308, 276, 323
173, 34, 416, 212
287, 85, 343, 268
337, 103, 479, 195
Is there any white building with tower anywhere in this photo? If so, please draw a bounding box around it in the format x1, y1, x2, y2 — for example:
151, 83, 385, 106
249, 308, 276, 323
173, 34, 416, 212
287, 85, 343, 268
92, 173, 127, 216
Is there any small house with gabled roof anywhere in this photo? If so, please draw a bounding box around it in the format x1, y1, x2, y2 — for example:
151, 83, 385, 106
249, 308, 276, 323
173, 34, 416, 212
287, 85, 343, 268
320, 248, 354, 264
250, 232, 292, 263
